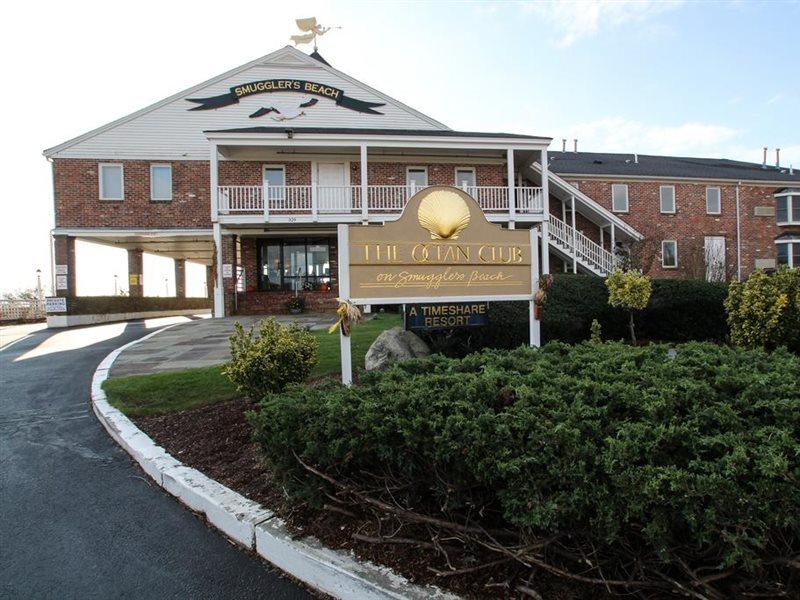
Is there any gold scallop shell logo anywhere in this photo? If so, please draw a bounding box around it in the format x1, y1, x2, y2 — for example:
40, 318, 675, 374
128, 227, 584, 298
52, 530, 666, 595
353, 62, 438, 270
417, 190, 471, 240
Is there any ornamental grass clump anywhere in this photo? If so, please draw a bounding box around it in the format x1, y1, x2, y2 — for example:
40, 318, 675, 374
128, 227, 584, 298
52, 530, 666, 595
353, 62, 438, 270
249, 341, 800, 596
223, 318, 317, 398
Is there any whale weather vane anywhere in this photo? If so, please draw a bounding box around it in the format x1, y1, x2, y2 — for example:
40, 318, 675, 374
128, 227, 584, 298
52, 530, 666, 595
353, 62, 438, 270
290, 17, 340, 52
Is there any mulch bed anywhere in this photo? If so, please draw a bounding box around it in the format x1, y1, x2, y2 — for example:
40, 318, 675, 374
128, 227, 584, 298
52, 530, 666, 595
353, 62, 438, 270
135, 399, 609, 599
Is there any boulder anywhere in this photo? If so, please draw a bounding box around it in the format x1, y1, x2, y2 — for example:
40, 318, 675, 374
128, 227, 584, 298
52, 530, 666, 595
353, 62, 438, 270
364, 327, 430, 371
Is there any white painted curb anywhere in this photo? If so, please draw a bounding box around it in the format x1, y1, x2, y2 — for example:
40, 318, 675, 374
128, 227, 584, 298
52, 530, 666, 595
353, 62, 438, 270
91, 324, 456, 600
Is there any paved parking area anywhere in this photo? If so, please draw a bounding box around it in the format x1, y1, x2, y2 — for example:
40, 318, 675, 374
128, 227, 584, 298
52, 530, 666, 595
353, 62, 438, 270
110, 314, 336, 377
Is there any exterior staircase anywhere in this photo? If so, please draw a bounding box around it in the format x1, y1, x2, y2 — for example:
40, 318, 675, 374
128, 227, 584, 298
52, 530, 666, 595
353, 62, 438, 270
547, 214, 615, 276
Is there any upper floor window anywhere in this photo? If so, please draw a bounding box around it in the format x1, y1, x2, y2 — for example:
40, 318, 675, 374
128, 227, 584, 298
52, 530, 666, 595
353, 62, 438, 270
407, 167, 428, 189
264, 165, 286, 202
662, 240, 678, 268
99, 164, 123, 200
454, 167, 476, 188
660, 185, 676, 214
776, 194, 800, 225
150, 164, 172, 201
611, 184, 629, 212
776, 240, 799, 268
706, 187, 721, 214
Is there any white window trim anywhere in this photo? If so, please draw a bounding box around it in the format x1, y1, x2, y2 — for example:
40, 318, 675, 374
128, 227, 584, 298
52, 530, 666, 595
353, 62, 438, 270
611, 184, 629, 213
706, 186, 722, 215
659, 185, 676, 214
662, 240, 678, 269
150, 163, 173, 201
776, 195, 800, 226
453, 166, 476, 188
775, 239, 797, 268
98, 163, 124, 201
406, 166, 428, 188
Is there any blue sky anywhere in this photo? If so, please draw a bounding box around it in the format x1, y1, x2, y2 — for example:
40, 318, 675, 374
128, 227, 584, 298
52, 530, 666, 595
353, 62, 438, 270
1, 0, 798, 294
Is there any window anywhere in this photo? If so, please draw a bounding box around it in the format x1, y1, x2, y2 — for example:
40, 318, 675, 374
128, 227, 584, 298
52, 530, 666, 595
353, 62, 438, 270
264, 166, 286, 203
776, 240, 800, 268
406, 167, 428, 189
611, 184, 628, 212
706, 187, 721, 214
776, 194, 800, 225
150, 164, 172, 201
660, 185, 675, 214
258, 238, 331, 292
454, 167, 476, 188
99, 164, 123, 200
662, 240, 678, 268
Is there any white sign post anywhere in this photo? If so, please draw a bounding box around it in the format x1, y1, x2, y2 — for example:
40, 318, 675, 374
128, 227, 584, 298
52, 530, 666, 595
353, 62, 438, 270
529, 228, 541, 348
337, 224, 353, 385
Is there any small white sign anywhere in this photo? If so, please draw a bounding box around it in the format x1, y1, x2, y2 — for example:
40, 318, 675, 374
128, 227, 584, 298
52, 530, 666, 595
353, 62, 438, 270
222, 263, 233, 278
45, 297, 67, 313
55, 275, 68, 290
55, 264, 68, 275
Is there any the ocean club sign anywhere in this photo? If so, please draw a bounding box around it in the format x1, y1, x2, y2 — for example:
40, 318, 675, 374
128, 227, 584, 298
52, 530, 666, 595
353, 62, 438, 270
186, 79, 385, 115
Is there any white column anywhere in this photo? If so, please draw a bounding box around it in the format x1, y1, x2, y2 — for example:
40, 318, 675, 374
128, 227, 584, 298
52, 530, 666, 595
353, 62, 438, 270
540, 148, 550, 274
360, 144, 368, 222
506, 148, 516, 227
571, 194, 577, 274
212, 222, 224, 318
337, 224, 352, 386
210, 143, 219, 221
529, 228, 541, 348
610, 222, 616, 266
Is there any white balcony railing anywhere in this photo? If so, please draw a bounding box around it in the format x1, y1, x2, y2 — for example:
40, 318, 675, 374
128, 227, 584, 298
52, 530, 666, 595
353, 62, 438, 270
217, 184, 544, 218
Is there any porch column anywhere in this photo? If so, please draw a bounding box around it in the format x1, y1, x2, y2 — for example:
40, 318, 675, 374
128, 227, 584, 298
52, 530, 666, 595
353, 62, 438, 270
52, 235, 76, 297
610, 223, 617, 266
571, 195, 577, 274
540, 148, 551, 274
174, 258, 186, 298
127, 249, 144, 297
506, 148, 516, 228
213, 223, 224, 317
360, 144, 368, 222
210, 143, 219, 221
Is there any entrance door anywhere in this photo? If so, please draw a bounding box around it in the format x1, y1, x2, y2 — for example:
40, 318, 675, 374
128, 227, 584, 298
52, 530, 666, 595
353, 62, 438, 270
317, 162, 348, 213
704, 236, 726, 282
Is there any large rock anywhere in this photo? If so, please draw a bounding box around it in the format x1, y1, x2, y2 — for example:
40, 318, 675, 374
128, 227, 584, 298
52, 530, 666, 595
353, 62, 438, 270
364, 327, 430, 371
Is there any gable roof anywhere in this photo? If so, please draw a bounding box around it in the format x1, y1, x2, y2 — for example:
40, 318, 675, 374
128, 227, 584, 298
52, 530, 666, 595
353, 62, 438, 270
549, 151, 800, 184
43, 46, 449, 158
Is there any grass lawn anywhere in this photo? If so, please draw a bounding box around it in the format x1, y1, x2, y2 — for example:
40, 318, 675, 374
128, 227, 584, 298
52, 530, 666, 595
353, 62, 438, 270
104, 313, 402, 417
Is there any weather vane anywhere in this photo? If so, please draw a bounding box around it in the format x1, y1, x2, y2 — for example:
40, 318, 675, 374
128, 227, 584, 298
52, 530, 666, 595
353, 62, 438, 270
290, 17, 340, 52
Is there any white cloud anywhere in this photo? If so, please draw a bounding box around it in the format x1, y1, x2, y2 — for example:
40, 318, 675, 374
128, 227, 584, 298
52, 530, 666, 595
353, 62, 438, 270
521, 0, 684, 47
563, 117, 740, 156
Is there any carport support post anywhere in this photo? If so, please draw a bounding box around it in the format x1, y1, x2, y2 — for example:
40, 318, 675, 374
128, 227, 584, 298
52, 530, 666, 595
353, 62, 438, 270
529, 228, 541, 348
127, 249, 144, 297
174, 259, 186, 298
213, 223, 224, 318
337, 224, 352, 386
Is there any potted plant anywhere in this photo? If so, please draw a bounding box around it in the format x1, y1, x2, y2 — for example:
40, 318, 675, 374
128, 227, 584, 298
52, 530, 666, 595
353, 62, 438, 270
286, 295, 305, 314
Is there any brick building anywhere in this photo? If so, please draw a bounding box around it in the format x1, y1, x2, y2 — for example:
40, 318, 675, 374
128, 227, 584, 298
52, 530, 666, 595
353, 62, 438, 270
44, 46, 800, 319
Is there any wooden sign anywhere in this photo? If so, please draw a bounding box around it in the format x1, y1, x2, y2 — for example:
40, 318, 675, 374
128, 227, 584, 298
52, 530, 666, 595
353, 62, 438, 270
346, 186, 533, 304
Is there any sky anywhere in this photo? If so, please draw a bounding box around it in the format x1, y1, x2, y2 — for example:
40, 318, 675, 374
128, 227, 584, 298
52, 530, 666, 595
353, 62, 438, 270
1, 0, 798, 295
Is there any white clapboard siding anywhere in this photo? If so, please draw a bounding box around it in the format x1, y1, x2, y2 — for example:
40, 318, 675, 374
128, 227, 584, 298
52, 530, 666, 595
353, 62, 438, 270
46, 46, 448, 160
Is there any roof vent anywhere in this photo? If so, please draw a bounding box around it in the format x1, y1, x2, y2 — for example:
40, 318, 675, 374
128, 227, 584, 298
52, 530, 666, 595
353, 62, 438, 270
634, 153, 639, 164
762, 146, 768, 169
562, 138, 567, 152
593, 159, 603, 164
573, 139, 578, 153
776, 148, 781, 169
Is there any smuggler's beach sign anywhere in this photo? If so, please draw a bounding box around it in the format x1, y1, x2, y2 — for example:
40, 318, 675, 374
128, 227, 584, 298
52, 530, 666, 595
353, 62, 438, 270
186, 79, 385, 120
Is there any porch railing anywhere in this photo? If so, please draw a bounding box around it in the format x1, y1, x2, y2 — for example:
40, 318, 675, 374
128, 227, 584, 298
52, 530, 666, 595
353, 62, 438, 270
217, 184, 544, 217
548, 214, 615, 275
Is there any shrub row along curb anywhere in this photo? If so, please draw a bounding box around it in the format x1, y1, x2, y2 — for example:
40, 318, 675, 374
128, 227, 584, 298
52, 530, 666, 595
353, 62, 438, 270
91, 326, 456, 600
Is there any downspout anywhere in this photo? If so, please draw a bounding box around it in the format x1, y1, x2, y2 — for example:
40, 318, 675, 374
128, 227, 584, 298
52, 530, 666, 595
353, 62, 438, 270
735, 182, 741, 281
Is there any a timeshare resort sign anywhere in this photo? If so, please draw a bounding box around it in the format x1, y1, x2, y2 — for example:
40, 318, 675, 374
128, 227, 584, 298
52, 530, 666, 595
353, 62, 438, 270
336, 186, 541, 384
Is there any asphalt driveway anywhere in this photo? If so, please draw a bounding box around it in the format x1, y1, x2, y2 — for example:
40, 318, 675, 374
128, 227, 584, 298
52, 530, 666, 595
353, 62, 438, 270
0, 318, 310, 599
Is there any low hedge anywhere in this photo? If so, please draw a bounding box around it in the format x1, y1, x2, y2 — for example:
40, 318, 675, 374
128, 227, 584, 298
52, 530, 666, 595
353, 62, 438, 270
249, 342, 800, 594
421, 275, 728, 353
65, 296, 211, 315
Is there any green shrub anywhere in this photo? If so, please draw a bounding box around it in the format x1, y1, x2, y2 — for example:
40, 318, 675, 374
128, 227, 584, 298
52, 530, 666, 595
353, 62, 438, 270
606, 268, 652, 343
249, 342, 800, 590
725, 267, 800, 352
222, 318, 317, 398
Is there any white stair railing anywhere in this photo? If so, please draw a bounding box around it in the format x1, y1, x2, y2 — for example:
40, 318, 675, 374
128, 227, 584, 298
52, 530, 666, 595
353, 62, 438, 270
548, 214, 615, 275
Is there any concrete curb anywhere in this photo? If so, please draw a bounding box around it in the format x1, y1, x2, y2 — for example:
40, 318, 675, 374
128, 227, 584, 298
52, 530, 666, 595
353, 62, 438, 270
91, 325, 456, 600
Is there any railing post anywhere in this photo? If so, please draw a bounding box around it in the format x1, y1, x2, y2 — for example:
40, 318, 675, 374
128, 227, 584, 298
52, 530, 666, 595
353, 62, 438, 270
268, 178, 269, 221
507, 148, 516, 227
540, 148, 550, 274
360, 144, 368, 222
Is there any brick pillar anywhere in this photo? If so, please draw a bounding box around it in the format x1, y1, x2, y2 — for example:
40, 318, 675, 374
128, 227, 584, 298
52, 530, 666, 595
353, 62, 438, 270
53, 235, 76, 297
205, 265, 214, 299
221, 234, 237, 315
174, 259, 186, 298
127, 249, 144, 297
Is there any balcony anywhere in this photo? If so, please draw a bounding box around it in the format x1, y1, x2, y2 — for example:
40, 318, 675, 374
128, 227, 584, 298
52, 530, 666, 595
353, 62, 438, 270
216, 184, 544, 223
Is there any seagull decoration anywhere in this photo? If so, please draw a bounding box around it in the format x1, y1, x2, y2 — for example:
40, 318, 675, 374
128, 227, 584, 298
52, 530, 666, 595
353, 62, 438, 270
249, 97, 319, 121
